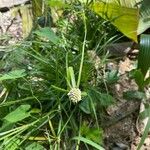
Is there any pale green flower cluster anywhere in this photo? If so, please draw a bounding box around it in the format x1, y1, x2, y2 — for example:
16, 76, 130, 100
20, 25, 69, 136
68, 88, 82, 103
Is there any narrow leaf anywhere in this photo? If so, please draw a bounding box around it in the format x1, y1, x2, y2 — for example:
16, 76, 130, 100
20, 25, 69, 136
68, 67, 76, 88
137, 117, 150, 150
72, 136, 105, 150
2, 137, 20, 150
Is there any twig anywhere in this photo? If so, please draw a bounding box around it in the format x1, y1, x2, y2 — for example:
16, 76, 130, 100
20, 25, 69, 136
6, 18, 15, 32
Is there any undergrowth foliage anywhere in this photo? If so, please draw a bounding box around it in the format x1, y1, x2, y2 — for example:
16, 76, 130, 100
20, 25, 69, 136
0, 1, 118, 149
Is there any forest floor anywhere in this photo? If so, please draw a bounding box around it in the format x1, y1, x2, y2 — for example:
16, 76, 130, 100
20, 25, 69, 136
0, 3, 150, 150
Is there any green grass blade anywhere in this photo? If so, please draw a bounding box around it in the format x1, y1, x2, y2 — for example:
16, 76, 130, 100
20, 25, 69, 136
137, 117, 150, 150
0, 97, 35, 107
68, 67, 76, 88
72, 136, 105, 150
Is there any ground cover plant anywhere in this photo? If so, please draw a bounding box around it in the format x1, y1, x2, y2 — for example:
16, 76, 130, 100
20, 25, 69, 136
0, 0, 150, 149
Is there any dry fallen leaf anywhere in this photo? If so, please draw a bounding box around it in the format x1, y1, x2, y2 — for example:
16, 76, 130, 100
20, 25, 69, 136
118, 57, 135, 74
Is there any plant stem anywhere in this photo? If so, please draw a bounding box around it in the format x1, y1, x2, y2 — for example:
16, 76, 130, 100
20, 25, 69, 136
77, 9, 87, 88
51, 85, 68, 92
76, 115, 82, 150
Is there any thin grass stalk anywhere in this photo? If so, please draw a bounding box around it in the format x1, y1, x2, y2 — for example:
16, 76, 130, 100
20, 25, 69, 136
77, 8, 87, 88
75, 115, 82, 150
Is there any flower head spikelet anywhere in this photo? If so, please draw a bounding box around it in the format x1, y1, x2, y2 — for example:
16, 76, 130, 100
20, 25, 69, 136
68, 88, 81, 103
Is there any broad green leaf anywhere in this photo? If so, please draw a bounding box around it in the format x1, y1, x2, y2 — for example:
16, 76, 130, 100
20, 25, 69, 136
34, 27, 60, 44
123, 90, 146, 100
80, 88, 114, 114
90, 88, 114, 107
129, 69, 145, 90
102, 0, 140, 8
79, 96, 91, 114
0, 69, 26, 81
98, 93, 114, 107
4, 105, 31, 123
138, 34, 150, 77
138, 18, 150, 35
138, 0, 150, 34
105, 70, 119, 84
72, 136, 105, 150
25, 142, 46, 150
90, 1, 139, 42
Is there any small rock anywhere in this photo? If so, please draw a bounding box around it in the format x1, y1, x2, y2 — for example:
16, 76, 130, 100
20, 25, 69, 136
112, 142, 129, 150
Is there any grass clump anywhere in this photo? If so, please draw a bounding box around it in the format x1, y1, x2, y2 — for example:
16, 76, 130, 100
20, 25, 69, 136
0, 1, 119, 149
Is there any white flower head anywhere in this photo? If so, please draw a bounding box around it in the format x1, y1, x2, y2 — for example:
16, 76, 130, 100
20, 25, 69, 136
68, 88, 82, 103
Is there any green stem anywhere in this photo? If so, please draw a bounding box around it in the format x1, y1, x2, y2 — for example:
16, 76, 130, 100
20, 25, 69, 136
51, 85, 68, 92
77, 9, 87, 88
76, 115, 82, 150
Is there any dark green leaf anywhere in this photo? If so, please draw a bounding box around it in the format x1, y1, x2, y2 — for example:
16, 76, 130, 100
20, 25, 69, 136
3, 105, 31, 123
90, 88, 114, 107
129, 69, 145, 90
123, 90, 146, 100
138, 34, 150, 77
79, 96, 92, 114
34, 27, 60, 44
0, 69, 26, 81
144, 77, 150, 87
105, 70, 119, 84
98, 93, 114, 107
